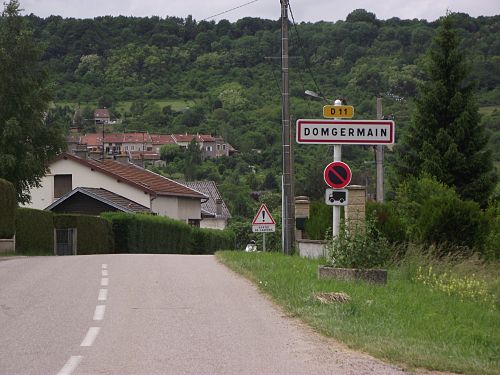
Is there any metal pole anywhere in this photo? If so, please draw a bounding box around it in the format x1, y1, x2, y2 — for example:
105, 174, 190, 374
376, 97, 384, 202
281, 0, 294, 255
263, 233, 266, 252
332, 100, 342, 238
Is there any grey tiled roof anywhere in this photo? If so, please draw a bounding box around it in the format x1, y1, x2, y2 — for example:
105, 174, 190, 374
175, 180, 231, 219
45, 187, 150, 213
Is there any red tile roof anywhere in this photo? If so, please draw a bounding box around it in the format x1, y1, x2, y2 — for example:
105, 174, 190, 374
151, 134, 175, 145
123, 132, 152, 143
56, 153, 206, 199
94, 109, 110, 118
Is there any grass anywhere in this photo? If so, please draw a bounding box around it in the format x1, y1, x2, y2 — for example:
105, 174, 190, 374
216, 251, 499, 375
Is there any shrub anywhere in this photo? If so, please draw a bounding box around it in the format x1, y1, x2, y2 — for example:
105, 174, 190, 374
15, 208, 54, 255
394, 176, 490, 255
191, 227, 235, 254
0, 179, 16, 238
367, 201, 407, 244
305, 201, 333, 240
483, 201, 499, 260
54, 214, 114, 255
101, 212, 191, 253
326, 216, 392, 269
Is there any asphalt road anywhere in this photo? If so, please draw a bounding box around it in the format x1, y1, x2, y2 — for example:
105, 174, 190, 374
0, 255, 410, 375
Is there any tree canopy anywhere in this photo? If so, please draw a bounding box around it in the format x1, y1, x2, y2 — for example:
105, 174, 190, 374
0, 0, 64, 204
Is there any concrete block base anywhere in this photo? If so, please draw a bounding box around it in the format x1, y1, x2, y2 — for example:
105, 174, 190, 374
0, 238, 15, 253
318, 266, 387, 284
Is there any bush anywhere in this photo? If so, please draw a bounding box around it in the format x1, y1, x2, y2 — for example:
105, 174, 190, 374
327, 216, 392, 269
0, 179, 16, 238
305, 201, 332, 240
367, 201, 407, 244
54, 214, 114, 255
191, 227, 235, 254
101, 212, 191, 253
482, 201, 499, 260
15, 208, 54, 255
395, 176, 490, 255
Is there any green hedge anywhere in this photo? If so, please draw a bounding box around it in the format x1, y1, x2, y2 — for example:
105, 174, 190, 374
54, 214, 114, 255
102, 212, 192, 253
0, 179, 16, 238
15, 208, 54, 255
102, 212, 235, 254
191, 227, 235, 254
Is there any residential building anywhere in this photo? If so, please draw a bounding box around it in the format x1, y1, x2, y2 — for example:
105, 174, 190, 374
24, 153, 208, 225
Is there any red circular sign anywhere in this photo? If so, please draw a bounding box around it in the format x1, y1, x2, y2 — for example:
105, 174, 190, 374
323, 161, 352, 189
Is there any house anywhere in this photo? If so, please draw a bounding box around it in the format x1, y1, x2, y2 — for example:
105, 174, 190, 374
24, 152, 208, 226
175, 180, 231, 230
45, 187, 151, 216
94, 109, 111, 125
151, 134, 175, 153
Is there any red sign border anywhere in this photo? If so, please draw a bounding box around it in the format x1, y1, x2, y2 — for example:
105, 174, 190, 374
252, 203, 276, 225
323, 161, 352, 189
296, 119, 395, 145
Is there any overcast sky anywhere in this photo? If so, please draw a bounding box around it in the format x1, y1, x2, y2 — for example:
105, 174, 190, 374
19, 0, 499, 22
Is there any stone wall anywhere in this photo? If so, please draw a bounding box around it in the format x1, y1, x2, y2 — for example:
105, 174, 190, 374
345, 185, 366, 233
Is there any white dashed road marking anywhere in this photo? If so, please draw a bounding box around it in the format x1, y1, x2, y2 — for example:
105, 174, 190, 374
93, 305, 106, 321
102, 269, 108, 276
98, 288, 108, 301
80, 327, 101, 347
56, 356, 83, 375
102, 264, 107, 269
101, 278, 109, 286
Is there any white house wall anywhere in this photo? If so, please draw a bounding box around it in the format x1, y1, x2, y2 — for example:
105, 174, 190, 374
25, 158, 151, 210
200, 218, 227, 230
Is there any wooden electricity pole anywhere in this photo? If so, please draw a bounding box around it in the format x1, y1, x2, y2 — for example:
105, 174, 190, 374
281, 0, 294, 255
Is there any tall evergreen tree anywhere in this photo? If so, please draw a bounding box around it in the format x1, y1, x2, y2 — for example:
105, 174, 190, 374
0, 0, 64, 204
396, 13, 496, 206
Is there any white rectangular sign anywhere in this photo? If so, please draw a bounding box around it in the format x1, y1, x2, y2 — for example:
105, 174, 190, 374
296, 119, 395, 145
252, 224, 276, 233
325, 189, 348, 206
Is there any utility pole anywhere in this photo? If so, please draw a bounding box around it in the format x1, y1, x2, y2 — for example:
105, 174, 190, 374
281, 0, 294, 255
376, 97, 384, 202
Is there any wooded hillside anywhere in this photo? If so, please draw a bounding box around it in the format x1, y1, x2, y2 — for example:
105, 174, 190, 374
24, 9, 500, 216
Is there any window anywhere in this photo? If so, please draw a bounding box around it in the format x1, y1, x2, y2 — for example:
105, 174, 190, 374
223, 144, 226, 150
54, 174, 72, 199
217, 144, 220, 150
131, 145, 135, 151
125, 146, 128, 150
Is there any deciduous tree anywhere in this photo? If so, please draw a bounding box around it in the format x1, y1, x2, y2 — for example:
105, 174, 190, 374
0, 0, 64, 204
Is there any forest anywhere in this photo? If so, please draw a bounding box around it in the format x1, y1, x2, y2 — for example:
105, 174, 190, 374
22, 9, 500, 221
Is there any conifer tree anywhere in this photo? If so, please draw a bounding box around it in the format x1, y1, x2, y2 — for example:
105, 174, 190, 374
0, 0, 64, 204
396, 13, 496, 206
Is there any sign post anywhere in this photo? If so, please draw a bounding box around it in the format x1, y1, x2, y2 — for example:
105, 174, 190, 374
252, 204, 276, 251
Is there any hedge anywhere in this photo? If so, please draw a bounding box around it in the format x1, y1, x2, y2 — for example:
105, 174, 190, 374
15, 208, 54, 255
191, 227, 235, 254
102, 212, 235, 254
0, 179, 16, 238
53, 214, 114, 255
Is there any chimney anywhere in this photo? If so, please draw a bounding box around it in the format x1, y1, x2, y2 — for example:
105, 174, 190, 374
74, 144, 88, 160
216, 198, 223, 216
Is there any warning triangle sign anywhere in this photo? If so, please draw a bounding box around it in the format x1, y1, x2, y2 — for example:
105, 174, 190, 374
252, 204, 276, 225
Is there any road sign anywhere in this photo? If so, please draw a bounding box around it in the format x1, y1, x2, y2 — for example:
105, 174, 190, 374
323, 161, 352, 189
296, 119, 395, 145
325, 189, 348, 206
252, 204, 276, 233
323, 105, 354, 118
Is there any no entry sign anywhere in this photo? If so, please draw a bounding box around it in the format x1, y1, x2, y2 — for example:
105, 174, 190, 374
323, 161, 352, 189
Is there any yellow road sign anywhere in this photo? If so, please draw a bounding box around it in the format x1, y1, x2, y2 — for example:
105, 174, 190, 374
323, 105, 354, 118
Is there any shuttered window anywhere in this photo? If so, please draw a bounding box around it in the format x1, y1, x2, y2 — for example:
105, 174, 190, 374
54, 174, 72, 198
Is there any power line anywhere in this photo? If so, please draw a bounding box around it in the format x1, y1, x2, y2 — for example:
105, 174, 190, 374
202, 0, 259, 21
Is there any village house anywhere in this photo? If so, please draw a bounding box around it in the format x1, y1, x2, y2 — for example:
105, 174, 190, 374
24, 152, 208, 226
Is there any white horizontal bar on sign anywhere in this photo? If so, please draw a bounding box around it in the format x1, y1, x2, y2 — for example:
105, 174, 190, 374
252, 225, 276, 233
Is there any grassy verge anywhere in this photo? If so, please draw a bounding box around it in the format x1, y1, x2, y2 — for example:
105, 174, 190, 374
216, 251, 499, 375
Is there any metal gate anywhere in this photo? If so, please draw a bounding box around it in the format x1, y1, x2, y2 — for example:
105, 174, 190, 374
56, 228, 74, 256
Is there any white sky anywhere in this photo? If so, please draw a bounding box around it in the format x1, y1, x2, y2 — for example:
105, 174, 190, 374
18, 0, 499, 23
